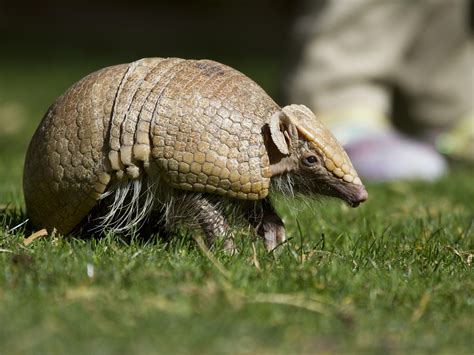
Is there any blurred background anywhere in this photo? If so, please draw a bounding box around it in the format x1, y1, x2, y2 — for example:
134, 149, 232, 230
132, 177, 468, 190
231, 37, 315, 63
0, 0, 297, 78
0, 0, 473, 204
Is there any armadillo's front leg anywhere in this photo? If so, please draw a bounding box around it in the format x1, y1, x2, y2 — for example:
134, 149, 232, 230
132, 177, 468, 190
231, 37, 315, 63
250, 199, 286, 252
196, 197, 235, 251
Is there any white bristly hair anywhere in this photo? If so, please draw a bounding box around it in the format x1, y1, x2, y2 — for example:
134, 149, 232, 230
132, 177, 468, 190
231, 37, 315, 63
269, 172, 324, 215
95, 178, 156, 233
270, 173, 295, 198
92, 174, 231, 235
91, 174, 281, 236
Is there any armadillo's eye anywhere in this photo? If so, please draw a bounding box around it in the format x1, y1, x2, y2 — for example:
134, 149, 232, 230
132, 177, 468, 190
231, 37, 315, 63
303, 155, 318, 166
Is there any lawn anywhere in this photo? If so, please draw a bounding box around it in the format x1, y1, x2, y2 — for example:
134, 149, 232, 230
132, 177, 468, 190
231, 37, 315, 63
0, 56, 473, 354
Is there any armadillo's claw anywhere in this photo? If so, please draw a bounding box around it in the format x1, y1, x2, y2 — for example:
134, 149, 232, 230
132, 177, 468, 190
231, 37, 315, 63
251, 200, 286, 252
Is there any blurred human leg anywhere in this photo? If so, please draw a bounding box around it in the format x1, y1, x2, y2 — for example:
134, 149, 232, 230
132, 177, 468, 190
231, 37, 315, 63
286, 0, 452, 180
393, 0, 473, 161
287, 0, 425, 139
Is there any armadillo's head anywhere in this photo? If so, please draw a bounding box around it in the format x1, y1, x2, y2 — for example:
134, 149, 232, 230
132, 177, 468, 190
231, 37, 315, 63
266, 104, 368, 207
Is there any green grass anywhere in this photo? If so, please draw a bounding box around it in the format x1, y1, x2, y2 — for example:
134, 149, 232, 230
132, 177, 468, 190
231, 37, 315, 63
1, 57, 473, 355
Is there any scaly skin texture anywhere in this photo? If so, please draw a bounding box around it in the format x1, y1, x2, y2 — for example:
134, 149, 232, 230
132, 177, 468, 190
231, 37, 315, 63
24, 57, 367, 250
24, 58, 277, 234
24, 64, 128, 234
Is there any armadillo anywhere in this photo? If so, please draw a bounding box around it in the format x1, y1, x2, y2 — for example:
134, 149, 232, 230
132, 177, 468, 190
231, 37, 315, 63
23, 57, 368, 251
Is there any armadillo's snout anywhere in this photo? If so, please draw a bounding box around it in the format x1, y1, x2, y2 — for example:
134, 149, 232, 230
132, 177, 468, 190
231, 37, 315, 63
349, 185, 368, 207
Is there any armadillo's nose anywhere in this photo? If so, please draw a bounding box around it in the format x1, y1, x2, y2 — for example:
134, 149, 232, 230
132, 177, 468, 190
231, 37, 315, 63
350, 185, 368, 207
357, 185, 368, 203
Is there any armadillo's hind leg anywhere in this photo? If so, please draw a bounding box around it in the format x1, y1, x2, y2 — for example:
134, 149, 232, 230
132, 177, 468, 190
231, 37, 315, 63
249, 199, 286, 252
196, 197, 235, 252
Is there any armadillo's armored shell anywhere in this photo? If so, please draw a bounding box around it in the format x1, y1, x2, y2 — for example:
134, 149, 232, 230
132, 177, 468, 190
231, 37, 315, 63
146, 59, 275, 198
24, 64, 127, 234
23, 58, 277, 234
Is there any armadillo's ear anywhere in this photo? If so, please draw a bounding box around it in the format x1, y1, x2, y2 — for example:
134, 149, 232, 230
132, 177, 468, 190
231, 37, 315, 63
268, 111, 298, 155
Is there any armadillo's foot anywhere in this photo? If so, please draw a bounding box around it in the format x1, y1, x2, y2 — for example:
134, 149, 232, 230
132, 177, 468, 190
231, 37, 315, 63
197, 197, 236, 253
258, 214, 286, 252
250, 200, 286, 252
